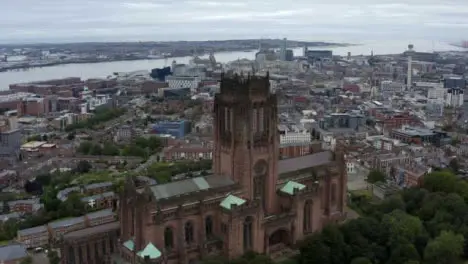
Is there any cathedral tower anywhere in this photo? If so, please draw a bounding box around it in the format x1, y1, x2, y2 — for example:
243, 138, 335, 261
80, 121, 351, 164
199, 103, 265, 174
213, 73, 279, 214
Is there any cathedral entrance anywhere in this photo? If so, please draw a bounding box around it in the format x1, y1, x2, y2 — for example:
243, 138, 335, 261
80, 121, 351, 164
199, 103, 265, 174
268, 229, 290, 254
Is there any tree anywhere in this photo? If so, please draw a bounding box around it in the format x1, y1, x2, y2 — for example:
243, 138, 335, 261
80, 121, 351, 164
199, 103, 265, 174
47, 250, 60, 264
320, 225, 348, 264
20, 256, 33, 264
449, 158, 459, 173
76, 160, 92, 173
102, 143, 120, 156
366, 170, 386, 183
381, 210, 423, 245
27, 134, 42, 142
423, 170, 459, 193
350, 257, 372, 264
387, 243, 420, 264
77, 141, 93, 154
147, 136, 163, 152
67, 132, 75, 140
35, 173, 52, 186
42, 134, 48, 141
59, 193, 86, 217
299, 234, 331, 264
378, 194, 405, 214
424, 231, 464, 264
89, 143, 103, 155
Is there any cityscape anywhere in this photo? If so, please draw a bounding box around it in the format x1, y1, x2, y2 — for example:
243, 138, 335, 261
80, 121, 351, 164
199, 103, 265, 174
2, 2, 468, 264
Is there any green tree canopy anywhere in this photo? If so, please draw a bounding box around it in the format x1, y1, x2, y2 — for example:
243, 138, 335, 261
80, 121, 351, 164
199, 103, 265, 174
350, 257, 372, 264
387, 243, 420, 264
424, 231, 464, 264
381, 209, 423, 245
423, 171, 457, 193
367, 170, 386, 183
20, 256, 33, 264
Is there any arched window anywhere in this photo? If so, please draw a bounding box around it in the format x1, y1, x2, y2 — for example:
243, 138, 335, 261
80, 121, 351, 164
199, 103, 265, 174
164, 227, 174, 249
303, 200, 312, 233
253, 176, 264, 199
185, 221, 194, 244
331, 183, 337, 205
205, 216, 213, 238
243, 216, 253, 250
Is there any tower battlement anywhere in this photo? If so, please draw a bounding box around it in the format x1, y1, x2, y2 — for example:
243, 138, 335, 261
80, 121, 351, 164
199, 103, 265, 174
219, 72, 270, 97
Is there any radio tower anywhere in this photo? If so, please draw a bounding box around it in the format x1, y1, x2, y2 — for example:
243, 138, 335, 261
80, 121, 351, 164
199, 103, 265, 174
406, 44, 414, 91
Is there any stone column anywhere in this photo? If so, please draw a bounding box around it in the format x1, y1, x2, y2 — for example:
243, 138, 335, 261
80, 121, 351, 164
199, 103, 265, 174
176, 206, 187, 263
105, 235, 111, 256
325, 176, 331, 217
82, 244, 88, 263
199, 201, 206, 257
74, 244, 80, 264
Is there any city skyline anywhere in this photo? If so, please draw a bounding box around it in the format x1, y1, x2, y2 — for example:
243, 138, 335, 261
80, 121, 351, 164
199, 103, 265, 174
2, 0, 468, 43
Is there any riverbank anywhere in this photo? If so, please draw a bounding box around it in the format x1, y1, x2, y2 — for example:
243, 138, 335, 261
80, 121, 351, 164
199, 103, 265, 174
0, 40, 462, 90
0, 41, 353, 72
0, 57, 170, 72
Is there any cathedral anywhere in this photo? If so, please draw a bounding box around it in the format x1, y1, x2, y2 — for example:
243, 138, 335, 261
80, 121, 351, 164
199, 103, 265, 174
115, 73, 347, 264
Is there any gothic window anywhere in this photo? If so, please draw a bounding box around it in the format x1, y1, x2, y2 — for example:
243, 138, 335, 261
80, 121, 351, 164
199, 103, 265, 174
331, 183, 337, 205
109, 236, 114, 253
185, 221, 194, 244
258, 107, 264, 132
164, 227, 174, 249
94, 242, 99, 260
102, 239, 107, 254
205, 216, 213, 238
87, 244, 91, 260
224, 107, 229, 131
68, 246, 75, 264
130, 208, 135, 236
78, 246, 83, 264
221, 223, 228, 234
303, 200, 312, 233
253, 176, 264, 199
252, 108, 258, 132
243, 216, 253, 250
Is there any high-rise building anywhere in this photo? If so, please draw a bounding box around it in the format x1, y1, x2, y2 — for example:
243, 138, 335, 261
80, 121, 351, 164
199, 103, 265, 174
406, 44, 414, 91
280, 38, 287, 61
0, 115, 21, 165
111, 73, 347, 264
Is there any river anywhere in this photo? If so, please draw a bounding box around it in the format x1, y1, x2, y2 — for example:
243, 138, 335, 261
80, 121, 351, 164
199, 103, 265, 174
0, 40, 463, 90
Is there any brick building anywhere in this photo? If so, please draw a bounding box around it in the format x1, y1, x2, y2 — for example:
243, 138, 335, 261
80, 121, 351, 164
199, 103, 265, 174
114, 74, 348, 263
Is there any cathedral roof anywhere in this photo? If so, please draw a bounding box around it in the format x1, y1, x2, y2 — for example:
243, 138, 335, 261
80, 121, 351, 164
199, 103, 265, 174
220, 194, 246, 210
278, 151, 333, 174
137, 242, 162, 259
123, 240, 162, 260
280, 181, 306, 195
149, 174, 235, 200
123, 240, 134, 251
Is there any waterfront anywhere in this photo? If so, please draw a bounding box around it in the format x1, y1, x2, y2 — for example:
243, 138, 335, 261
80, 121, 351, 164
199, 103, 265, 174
0, 40, 463, 90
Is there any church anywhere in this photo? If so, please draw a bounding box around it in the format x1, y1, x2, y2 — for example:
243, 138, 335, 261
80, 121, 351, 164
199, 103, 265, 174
115, 73, 347, 264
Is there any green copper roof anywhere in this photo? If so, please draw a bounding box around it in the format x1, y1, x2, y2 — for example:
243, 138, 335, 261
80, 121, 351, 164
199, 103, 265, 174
123, 240, 134, 251
137, 242, 162, 259
220, 194, 246, 210
280, 181, 306, 195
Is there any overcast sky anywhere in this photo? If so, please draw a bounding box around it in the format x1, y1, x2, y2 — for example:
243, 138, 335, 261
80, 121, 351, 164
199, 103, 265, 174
2, 0, 468, 43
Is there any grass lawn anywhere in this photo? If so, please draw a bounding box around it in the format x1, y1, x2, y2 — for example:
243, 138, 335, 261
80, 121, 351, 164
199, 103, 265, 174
71, 171, 121, 185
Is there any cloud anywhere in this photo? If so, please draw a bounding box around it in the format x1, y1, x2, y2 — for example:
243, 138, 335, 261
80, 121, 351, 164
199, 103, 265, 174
1, 0, 468, 43
121, 2, 165, 9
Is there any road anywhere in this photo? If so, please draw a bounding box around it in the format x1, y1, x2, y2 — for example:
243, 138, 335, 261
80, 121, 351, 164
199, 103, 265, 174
134, 152, 162, 173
